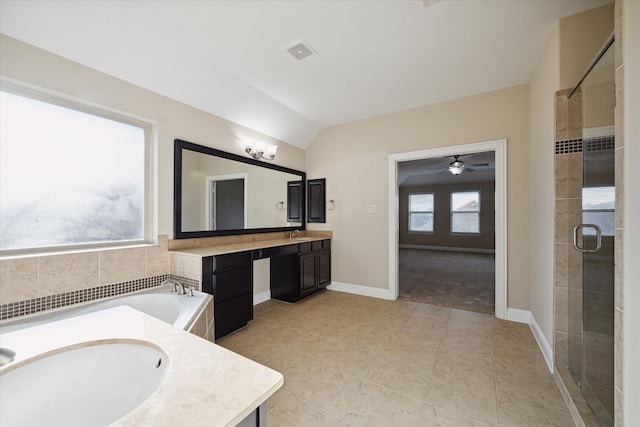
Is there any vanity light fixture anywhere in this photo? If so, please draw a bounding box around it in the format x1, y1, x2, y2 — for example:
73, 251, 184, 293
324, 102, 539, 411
448, 155, 465, 175
245, 141, 277, 161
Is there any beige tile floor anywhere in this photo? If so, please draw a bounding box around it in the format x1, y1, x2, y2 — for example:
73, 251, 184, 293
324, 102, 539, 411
217, 290, 574, 427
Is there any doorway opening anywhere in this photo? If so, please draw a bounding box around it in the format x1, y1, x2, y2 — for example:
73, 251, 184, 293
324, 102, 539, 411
205, 173, 248, 230
397, 152, 495, 313
388, 139, 507, 319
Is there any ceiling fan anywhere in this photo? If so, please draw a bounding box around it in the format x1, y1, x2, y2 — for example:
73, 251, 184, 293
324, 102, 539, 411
447, 155, 489, 175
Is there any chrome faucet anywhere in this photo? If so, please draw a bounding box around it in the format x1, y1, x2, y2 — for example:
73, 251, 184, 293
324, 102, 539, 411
0, 348, 16, 367
162, 278, 193, 296
161, 278, 181, 293
289, 230, 300, 240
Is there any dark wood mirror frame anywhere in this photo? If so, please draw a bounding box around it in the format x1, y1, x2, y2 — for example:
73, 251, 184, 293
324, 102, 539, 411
173, 139, 306, 239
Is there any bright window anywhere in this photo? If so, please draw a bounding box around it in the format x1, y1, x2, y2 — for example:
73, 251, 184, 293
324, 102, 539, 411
409, 193, 434, 233
0, 86, 153, 255
582, 186, 615, 236
451, 191, 480, 234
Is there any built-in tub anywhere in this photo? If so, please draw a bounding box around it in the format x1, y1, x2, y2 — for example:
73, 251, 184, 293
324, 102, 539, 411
0, 285, 211, 335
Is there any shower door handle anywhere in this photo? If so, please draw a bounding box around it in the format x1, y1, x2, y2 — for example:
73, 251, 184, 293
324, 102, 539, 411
572, 224, 602, 253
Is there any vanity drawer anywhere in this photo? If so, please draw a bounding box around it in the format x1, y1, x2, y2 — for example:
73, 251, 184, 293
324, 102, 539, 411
254, 244, 297, 259
213, 267, 252, 302
211, 251, 252, 272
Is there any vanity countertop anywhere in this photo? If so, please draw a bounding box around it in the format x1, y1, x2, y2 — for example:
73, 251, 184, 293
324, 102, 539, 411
170, 236, 329, 258
0, 306, 283, 427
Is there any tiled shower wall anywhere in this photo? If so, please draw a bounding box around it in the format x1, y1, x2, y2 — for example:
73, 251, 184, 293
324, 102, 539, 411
0, 235, 171, 319
553, 1, 626, 420
554, 88, 583, 375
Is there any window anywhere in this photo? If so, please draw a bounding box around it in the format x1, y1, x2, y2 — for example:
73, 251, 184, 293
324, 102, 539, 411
582, 186, 615, 236
409, 193, 434, 233
451, 191, 480, 234
0, 85, 153, 255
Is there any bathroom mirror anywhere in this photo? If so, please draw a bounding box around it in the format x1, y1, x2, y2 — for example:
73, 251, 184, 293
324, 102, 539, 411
174, 139, 305, 238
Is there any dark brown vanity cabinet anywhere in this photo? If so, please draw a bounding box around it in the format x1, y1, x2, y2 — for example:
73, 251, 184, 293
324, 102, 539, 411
202, 251, 253, 340
271, 240, 331, 303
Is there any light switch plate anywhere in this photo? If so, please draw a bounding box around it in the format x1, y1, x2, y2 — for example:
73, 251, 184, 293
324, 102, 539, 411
366, 204, 378, 214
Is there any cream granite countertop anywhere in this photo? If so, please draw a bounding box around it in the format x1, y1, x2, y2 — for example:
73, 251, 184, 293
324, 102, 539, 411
0, 306, 283, 426
171, 236, 328, 258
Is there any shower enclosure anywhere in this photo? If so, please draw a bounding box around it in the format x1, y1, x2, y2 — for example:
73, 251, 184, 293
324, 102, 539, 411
567, 36, 615, 426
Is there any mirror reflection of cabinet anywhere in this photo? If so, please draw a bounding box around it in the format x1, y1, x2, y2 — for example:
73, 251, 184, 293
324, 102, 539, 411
307, 178, 326, 223
287, 181, 303, 223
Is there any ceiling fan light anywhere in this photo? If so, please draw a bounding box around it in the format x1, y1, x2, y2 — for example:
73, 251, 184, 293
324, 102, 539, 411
448, 159, 465, 175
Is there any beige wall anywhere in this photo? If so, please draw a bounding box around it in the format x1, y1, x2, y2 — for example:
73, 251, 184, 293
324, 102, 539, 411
560, 4, 614, 90
306, 84, 531, 310
399, 181, 495, 250
529, 23, 560, 359
0, 34, 305, 304
582, 67, 615, 129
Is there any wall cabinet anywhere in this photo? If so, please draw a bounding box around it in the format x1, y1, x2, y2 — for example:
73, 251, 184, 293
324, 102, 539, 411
202, 251, 253, 340
286, 181, 304, 223
307, 178, 326, 223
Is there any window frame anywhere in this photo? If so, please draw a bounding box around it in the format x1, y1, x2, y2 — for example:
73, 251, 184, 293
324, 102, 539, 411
450, 190, 481, 235
408, 192, 435, 234
0, 78, 157, 256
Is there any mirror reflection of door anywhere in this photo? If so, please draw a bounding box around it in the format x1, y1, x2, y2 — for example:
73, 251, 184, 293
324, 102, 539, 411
206, 174, 247, 230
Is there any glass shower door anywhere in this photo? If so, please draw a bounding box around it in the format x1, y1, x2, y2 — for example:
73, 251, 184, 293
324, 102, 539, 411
568, 40, 615, 427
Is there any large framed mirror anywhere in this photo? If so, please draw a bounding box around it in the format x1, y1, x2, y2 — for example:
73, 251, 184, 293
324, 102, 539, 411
174, 139, 305, 238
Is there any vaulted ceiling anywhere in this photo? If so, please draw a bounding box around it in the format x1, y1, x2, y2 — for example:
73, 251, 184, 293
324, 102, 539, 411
0, 0, 611, 148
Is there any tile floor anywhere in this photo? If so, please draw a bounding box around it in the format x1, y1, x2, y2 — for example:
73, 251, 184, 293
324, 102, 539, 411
217, 290, 574, 427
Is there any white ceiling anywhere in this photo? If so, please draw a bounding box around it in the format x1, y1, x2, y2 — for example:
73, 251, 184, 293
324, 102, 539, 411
0, 0, 611, 149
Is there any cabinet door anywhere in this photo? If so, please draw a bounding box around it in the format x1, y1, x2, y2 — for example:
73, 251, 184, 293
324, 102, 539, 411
215, 294, 253, 339
299, 252, 317, 294
287, 181, 304, 223
307, 178, 326, 223
317, 250, 331, 288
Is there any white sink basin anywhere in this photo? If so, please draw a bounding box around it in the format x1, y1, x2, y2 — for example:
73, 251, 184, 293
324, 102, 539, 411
0, 340, 170, 427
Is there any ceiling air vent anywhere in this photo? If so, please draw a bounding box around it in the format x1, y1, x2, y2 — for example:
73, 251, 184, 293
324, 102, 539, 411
286, 40, 316, 61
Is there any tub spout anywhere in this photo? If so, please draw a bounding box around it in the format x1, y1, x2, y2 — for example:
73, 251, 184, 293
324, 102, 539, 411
0, 348, 16, 367
160, 278, 180, 293
175, 282, 186, 295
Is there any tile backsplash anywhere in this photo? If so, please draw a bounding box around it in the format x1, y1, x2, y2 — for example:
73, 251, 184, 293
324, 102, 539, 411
0, 235, 170, 318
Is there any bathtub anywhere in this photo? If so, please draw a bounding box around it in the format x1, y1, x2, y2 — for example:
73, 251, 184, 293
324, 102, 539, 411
0, 285, 210, 335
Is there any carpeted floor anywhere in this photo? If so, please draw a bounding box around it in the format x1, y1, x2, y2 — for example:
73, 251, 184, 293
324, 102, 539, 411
399, 248, 495, 314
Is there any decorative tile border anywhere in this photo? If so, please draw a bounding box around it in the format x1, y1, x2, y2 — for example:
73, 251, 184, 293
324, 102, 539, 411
555, 139, 583, 154
171, 275, 199, 289
0, 274, 173, 321
584, 135, 615, 152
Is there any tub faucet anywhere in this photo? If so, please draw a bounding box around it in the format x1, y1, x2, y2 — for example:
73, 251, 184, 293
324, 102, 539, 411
175, 282, 186, 295
161, 278, 180, 293
0, 348, 16, 367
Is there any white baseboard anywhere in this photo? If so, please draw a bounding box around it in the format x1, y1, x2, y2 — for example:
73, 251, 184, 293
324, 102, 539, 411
327, 282, 393, 300
399, 244, 495, 254
529, 313, 554, 373
505, 308, 554, 373
253, 290, 271, 305
506, 308, 530, 324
